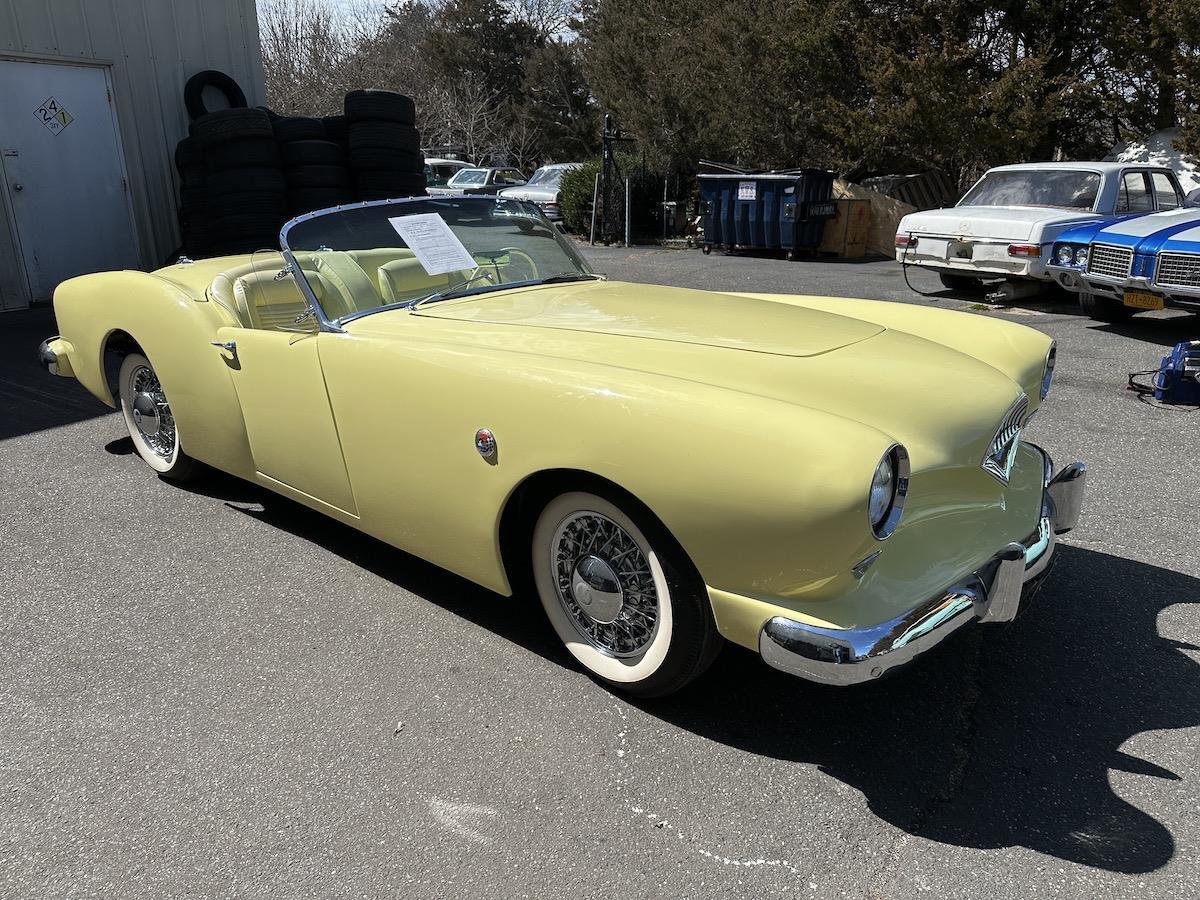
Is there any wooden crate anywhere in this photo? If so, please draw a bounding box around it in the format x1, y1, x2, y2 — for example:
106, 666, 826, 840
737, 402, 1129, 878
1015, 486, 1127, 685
818, 198, 871, 258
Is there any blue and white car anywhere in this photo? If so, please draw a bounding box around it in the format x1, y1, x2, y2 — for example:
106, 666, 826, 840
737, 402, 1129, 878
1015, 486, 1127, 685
896, 162, 1189, 291
1049, 206, 1200, 320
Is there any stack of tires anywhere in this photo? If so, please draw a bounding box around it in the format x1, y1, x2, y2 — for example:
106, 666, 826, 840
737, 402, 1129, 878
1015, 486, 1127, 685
174, 137, 208, 257
273, 116, 353, 217
344, 90, 426, 201
187, 108, 287, 256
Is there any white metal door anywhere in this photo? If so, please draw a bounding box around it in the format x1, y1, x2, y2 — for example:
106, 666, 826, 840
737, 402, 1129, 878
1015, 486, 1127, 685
0, 59, 138, 304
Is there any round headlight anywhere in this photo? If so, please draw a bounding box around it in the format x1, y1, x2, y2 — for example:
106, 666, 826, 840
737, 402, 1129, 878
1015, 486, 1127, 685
1074, 246, 1089, 267
869, 445, 910, 539
1055, 245, 1073, 265
1040, 342, 1057, 400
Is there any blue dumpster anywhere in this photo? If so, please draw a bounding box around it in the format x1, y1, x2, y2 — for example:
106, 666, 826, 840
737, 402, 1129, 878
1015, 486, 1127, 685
698, 170, 836, 258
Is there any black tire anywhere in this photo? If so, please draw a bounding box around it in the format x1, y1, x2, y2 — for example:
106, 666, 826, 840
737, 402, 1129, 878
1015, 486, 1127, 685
1079, 291, 1136, 321
349, 146, 423, 172
322, 114, 349, 145
272, 116, 324, 142
174, 137, 202, 176
286, 164, 351, 189
355, 171, 427, 197
213, 211, 286, 238
531, 489, 723, 697
190, 108, 273, 147
281, 140, 344, 167
289, 188, 353, 214
256, 105, 281, 121
344, 89, 416, 125
184, 70, 248, 120
939, 272, 981, 292
348, 121, 420, 152
206, 168, 288, 196
206, 191, 288, 217
206, 137, 281, 170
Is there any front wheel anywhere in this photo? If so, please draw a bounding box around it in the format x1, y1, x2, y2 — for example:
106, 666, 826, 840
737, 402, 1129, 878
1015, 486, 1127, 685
118, 352, 198, 480
532, 491, 722, 697
1079, 291, 1135, 322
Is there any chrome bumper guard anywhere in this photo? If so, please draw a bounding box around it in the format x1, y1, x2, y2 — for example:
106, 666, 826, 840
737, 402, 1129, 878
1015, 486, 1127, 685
37, 335, 64, 376
760, 446, 1086, 686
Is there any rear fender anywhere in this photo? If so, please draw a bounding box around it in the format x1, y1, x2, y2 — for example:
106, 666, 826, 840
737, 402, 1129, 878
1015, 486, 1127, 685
52, 270, 255, 478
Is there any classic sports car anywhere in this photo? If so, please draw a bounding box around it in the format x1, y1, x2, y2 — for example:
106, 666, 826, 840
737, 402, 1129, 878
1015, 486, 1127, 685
896, 162, 1189, 291
39, 196, 1085, 697
1048, 206, 1200, 320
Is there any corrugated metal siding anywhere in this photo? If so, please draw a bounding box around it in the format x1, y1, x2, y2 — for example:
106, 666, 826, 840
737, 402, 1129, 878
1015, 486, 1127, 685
0, 0, 264, 306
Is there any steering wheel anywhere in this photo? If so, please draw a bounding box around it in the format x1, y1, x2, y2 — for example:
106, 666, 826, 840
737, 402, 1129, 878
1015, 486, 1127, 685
477, 247, 540, 284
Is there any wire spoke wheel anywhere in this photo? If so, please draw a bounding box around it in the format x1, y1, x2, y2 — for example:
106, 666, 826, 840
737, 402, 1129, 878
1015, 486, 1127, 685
118, 352, 196, 480
532, 491, 722, 697
551, 511, 659, 658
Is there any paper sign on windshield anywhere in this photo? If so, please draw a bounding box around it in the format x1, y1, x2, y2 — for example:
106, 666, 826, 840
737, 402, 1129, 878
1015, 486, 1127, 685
388, 213, 477, 276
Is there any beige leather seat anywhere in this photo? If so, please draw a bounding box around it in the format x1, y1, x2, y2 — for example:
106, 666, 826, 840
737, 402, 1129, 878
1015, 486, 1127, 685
377, 256, 455, 303
232, 270, 316, 331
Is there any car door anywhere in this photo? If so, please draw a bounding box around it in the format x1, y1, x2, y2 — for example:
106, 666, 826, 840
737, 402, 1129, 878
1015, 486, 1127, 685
212, 264, 357, 515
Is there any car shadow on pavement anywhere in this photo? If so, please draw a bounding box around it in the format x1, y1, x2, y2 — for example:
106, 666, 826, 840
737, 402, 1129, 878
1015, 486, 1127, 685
644, 545, 1200, 875
194, 476, 1198, 875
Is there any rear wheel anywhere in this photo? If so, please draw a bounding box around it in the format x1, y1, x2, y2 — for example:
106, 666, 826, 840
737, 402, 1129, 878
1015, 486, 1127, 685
532, 491, 722, 697
118, 353, 198, 480
1079, 291, 1135, 321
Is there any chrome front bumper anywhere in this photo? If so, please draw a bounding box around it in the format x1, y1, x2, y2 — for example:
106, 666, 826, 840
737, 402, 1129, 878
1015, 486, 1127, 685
759, 446, 1086, 686
38, 335, 68, 376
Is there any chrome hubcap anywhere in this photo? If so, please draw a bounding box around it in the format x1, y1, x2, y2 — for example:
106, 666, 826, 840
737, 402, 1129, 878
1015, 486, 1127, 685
552, 511, 659, 657
129, 365, 175, 459
570, 555, 624, 625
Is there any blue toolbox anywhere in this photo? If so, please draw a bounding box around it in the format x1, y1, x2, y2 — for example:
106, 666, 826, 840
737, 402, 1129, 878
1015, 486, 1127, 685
1154, 341, 1200, 405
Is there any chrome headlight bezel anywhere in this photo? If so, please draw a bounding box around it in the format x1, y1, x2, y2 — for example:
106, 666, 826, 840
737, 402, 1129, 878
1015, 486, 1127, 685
1073, 246, 1089, 267
869, 444, 910, 540
1055, 245, 1074, 266
1040, 342, 1057, 400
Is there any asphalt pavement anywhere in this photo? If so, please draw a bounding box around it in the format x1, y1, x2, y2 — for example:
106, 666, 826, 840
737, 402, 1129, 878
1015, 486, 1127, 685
1, 247, 1198, 899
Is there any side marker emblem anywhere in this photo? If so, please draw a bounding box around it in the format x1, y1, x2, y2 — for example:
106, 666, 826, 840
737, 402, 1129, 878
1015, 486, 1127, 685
475, 428, 497, 458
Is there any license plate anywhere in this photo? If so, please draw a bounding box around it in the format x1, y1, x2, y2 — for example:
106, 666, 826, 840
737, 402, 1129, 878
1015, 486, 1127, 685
1123, 290, 1164, 310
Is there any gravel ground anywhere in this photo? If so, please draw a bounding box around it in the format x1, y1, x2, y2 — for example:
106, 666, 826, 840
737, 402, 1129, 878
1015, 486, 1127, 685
1, 247, 1197, 899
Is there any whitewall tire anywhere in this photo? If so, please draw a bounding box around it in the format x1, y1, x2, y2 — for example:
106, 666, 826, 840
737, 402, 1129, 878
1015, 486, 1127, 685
118, 352, 197, 480
532, 491, 721, 697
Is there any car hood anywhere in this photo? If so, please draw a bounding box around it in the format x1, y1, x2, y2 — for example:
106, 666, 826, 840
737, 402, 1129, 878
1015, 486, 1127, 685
1073, 207, 1200, 253
498, 185, 558, 202
900, 206, 1099, 241
411, 281, 884, 356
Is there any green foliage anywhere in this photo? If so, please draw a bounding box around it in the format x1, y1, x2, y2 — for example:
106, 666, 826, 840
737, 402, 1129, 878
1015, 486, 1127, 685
559, 159, 602, 233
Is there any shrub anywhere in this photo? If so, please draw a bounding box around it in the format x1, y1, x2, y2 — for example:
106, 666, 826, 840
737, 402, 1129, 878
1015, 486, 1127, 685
559, 159, 601, 233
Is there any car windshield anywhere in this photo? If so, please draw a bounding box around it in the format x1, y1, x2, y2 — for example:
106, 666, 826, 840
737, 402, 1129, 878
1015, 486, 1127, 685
527, 167, 564, 187
449, 168, 487, 186
281, 197, 595, 323
958, 170, 1101, 210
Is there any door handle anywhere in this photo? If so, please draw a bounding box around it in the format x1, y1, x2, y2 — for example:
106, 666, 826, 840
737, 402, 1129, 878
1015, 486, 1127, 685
211, 340, 236, 354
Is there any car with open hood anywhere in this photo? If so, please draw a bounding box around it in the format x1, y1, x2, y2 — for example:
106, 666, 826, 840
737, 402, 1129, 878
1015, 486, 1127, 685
1048, 206, 1200, 320
38, 196, 1084, 697
896, 162, 1188, 291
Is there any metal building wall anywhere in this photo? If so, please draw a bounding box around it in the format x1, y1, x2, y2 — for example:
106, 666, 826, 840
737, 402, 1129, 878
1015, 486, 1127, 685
0, 0, 265, 306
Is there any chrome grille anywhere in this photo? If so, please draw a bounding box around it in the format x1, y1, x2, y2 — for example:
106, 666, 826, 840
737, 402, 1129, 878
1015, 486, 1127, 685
981, 394, 1029, 484
1087, 244, 1134, 279
1155, 252, 1200, 289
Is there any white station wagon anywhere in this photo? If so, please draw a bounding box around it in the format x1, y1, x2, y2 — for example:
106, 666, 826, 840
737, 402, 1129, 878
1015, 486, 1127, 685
895, 162, 1190, 291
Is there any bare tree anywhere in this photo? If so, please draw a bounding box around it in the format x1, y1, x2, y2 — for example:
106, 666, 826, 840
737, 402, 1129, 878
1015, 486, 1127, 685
257, 0, 349, 115
508, 0, 578, 38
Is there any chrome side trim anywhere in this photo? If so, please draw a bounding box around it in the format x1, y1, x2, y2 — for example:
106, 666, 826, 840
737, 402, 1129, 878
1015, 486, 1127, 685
759, 447, 1085, 686
981, 394, 1029, 484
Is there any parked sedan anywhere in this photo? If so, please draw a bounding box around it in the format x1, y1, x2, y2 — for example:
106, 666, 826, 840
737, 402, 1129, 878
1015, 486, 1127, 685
426, 166, 527, 197
896, 162, 1188, 291
498, 163, 582, 220
38, 196, 1083, 697
425, 157, 472, 188
1049, 206, 1200, 320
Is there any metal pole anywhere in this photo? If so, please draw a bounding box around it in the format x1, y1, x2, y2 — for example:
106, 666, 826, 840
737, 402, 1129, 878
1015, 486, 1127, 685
624, 177, 632, 247
589, 173, 600, 246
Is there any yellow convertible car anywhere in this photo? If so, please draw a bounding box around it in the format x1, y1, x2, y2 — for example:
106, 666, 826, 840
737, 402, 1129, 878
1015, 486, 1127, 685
39, 197, 1084, 696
